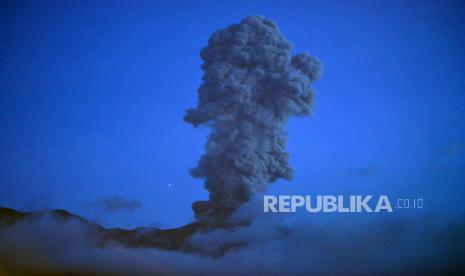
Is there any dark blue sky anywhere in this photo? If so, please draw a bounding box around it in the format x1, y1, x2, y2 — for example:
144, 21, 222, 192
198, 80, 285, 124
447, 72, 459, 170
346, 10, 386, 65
1, 0, 464, 228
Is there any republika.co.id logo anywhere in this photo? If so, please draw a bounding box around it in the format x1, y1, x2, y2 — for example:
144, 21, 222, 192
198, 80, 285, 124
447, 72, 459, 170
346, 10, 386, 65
264, 195, 423, 213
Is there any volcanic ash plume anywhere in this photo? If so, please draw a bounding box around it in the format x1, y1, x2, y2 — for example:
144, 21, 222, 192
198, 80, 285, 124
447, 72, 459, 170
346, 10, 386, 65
184, 16, 322, 222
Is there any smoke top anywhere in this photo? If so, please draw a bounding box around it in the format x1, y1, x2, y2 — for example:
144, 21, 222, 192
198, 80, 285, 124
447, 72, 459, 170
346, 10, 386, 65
184, 16, 322, 222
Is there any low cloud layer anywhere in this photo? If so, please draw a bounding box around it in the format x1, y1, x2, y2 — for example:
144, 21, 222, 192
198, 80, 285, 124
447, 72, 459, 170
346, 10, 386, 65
1, 199, 464, 275
344, 166, 378, 177
90, 196, 142, 212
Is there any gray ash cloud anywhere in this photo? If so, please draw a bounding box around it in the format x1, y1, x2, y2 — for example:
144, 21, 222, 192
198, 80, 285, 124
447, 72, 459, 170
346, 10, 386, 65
184, 16, 322, 222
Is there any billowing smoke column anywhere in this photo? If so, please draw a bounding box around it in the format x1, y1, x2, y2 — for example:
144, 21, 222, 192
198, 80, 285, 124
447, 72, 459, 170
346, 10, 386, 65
185, 16, 322, 222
